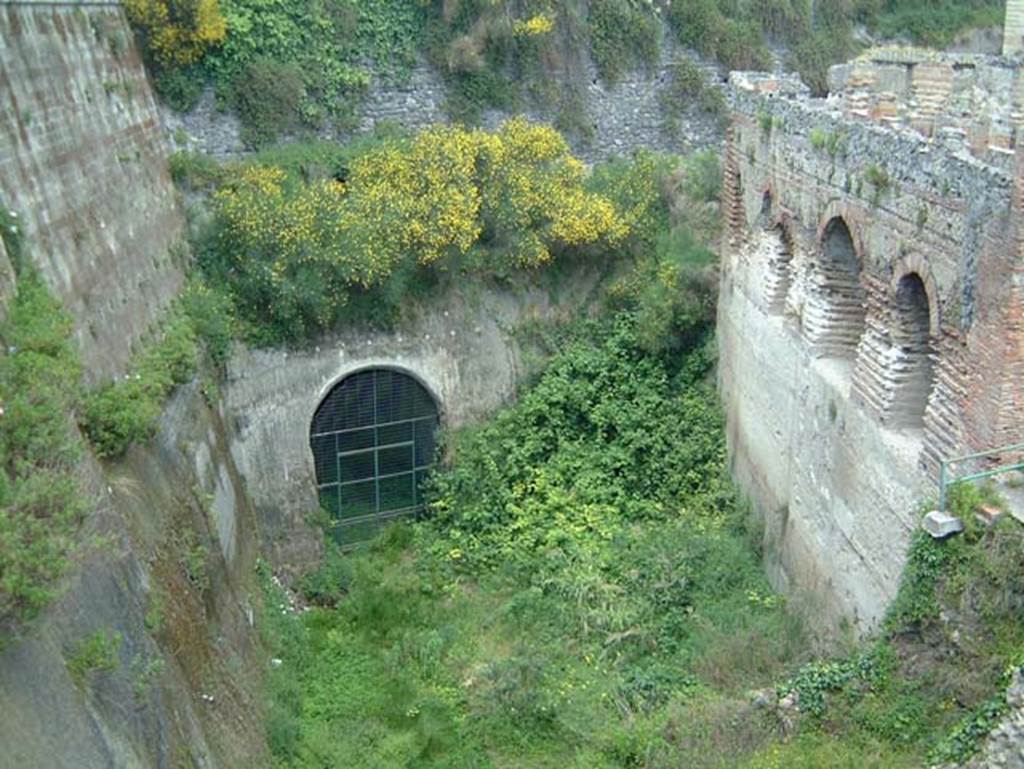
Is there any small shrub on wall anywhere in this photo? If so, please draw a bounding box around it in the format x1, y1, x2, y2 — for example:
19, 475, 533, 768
80, 310, 198, 458
588, 0, 660, 84
231, 57, 308, 148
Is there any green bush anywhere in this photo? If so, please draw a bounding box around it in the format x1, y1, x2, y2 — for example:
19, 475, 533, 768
588, 0, 660, 84
871, 0, 1004, 47
299, 540, 354, 607
168, 150, 226, 190
152, 64, 206, 112
232, 57, 308, 148
666, 0, 772, 71
659, 59, 727, 139
80, 310, 198, 458
180, 279, 236, 366
0, 271, 86, 625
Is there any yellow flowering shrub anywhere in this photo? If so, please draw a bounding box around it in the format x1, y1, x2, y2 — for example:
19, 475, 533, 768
478, 119, 627, 266
513, 13, 556, 37
209, 121, 632, 341
342, 126, 483, 268
125, 0, 227, 67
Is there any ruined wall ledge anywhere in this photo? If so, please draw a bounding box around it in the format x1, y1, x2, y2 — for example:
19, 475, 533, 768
729, 72, 1015, 196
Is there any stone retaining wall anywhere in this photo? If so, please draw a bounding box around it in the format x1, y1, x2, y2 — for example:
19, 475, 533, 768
162, 35, 726, 163
0, 4, 185, 381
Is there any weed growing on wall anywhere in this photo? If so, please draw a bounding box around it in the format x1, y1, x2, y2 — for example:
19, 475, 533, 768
64, 628, 122, 688
0, 205, 25, 273
658, 59, 728, 140
588, 0, 661, 84
0, 271, 87, 627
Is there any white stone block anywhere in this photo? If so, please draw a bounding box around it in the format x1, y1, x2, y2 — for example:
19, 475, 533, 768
922, 510, 964, 539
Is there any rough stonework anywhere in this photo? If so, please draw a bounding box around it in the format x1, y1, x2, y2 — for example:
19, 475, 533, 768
0, 383, 267, 769
717, 51, 1024, 630
0, 4, 185, 382
161, 36, 725, 163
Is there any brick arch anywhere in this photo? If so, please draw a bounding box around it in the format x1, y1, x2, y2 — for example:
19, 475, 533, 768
890, 254, 941, 338
761, 213, 798, 314
815, 202, 868, 269
802, 209, 869, 358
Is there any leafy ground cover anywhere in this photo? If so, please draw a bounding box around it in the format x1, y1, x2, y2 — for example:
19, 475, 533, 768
260, 309, 1023, 767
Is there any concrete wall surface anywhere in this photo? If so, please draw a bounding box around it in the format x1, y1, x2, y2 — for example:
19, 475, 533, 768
0, 4, 185, 381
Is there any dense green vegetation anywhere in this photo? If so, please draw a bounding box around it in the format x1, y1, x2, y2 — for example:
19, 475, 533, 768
259, 310, 1023, 767
184, 125, 717, 347
136, 0, 1005, 145
0, 269, 86, 626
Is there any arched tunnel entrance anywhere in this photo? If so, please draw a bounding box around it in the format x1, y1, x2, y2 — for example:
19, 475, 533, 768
310, 368, 440, 542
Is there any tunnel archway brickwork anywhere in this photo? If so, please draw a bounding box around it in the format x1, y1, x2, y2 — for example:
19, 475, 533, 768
853, 271, 937, 429
887, 273, 936, 426
762, 223, 794, 315
310, 368, 439, 542
802, 217, 867, 357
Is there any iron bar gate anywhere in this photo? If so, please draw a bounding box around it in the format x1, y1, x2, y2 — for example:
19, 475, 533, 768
310, 369, 439, 544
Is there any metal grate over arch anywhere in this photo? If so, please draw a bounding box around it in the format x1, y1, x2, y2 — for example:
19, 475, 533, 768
310, 368, 439, 543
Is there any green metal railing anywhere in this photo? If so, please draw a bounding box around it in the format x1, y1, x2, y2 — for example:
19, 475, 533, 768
939, 442, 1024, 512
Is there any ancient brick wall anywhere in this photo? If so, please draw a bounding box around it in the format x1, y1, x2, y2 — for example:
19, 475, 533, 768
717, 65, 1022, 630
1006, 0, 1024, 56
0, 3, 185, 382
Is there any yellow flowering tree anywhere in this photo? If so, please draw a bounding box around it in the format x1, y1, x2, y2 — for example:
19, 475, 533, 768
209, 121, 632, 342
124, 0, 227, 67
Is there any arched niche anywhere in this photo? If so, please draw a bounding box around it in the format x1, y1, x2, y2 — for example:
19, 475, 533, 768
763, 221, 795, 314
885, 272, 937, 428
805, 216, 867, 358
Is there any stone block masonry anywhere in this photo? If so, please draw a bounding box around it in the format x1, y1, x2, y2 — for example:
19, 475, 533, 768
0, 4, 185, 382
718, 57, 1023, 631
162, 35, 726, 164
